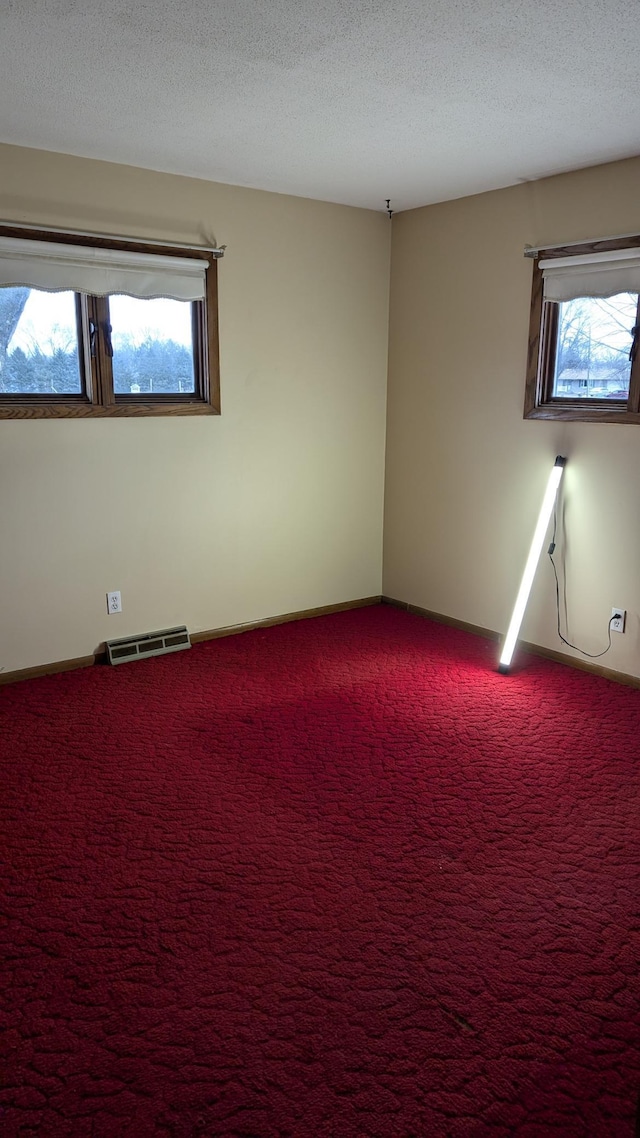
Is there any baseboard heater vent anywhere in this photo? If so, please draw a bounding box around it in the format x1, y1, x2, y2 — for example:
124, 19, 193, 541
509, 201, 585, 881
106, 626, 191, 665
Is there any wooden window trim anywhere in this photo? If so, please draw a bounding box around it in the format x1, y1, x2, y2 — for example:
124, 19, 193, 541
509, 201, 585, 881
0, 227, 220, 419
524, 235, 640, 424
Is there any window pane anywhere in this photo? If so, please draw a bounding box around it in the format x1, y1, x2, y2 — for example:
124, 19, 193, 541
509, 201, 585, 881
109, 296, 196, 395
553, 293, 637, 400
1, 287, 82, 395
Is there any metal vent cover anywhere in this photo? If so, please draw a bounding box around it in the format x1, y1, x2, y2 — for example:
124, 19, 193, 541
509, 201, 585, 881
106, 625, 191, 665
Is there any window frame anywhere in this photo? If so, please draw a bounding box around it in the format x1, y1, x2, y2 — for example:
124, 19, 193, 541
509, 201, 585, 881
0, 226, 220, 419
524, 234, 640, 424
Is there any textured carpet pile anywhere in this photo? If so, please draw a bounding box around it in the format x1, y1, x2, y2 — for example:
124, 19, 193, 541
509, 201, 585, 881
1, 605, 639, 1137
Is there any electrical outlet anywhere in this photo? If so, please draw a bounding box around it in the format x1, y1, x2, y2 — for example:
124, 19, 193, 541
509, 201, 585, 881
107, 591, 122, 615
611, 607, 626, 634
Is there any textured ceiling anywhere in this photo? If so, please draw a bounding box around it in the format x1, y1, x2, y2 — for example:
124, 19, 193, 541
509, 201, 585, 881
1, 0, 639, 212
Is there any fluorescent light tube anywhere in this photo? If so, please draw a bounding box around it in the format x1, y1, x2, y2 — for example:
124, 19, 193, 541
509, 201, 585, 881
498, 456, 566, 673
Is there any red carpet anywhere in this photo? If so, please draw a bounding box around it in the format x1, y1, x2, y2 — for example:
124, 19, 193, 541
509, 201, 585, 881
1, 605, 639, 1137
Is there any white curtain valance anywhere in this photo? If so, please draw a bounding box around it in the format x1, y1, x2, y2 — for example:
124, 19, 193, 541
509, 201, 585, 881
540, 246, 640, 303
0, 237, 208, 301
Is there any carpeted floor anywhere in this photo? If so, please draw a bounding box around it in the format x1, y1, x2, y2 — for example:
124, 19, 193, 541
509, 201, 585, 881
1, 605, 639, 1137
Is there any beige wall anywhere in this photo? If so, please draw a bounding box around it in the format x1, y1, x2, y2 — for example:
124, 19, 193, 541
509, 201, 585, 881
4, 144, 639, 680
0, 145, 390, 673
384, 156, 640, 678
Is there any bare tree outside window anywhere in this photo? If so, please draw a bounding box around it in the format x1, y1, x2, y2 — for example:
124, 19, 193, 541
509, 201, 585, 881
553, 293, 636, 399
0, 286, 29, 392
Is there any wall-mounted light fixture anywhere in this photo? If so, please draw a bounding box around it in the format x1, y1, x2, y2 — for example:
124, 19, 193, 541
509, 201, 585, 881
498, 456, 567, 674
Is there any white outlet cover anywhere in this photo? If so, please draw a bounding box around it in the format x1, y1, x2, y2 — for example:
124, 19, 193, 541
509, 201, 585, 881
107, 591, 122, 614
611, 607, 626, 633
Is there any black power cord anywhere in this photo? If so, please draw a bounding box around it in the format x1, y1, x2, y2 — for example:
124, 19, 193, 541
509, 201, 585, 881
548, 506, 614, 659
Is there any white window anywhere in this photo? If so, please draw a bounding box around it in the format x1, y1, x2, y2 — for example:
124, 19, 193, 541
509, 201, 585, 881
524, 239, 640, 424
0, 230, 221, 418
